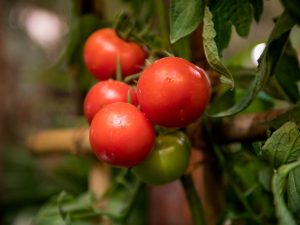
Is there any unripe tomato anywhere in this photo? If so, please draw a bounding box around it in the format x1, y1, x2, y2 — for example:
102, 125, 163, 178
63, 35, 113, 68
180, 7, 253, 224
83, 80, 138, 123
90, 102, 155, 168
84, 28, 148, 80
137, 57, 211, 128
132, 132, 191, 185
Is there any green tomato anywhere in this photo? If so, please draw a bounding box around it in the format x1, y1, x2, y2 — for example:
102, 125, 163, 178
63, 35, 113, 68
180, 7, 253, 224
132, 132, 191, 185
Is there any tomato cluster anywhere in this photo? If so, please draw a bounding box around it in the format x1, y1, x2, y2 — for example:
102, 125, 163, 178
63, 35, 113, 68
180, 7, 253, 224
83, 28, 211, 184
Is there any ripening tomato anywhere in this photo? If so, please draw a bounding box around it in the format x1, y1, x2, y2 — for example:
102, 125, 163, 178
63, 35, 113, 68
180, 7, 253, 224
84, 28, 148, 80
90, 102, 155, 168
83, 80, 138, 123
132, 132, 191, 185
137, 57, 211, 128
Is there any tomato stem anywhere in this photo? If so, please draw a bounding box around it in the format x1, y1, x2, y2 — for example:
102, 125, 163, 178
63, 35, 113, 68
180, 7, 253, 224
116, 56, 123, 81
124, 73, 140, 83
181, 175, 206, 225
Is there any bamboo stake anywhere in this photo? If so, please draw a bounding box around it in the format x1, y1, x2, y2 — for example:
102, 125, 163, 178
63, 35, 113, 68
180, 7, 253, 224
26, 128, 90, 154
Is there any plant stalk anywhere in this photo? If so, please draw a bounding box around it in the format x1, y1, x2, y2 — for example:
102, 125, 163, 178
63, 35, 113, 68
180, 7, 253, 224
181, 175, 206, 225
154, 0, 170, 50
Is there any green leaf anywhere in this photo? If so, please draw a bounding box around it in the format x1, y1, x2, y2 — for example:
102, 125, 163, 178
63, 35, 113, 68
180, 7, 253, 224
207, 89, 235, 114
258, 167, 273, 191
248, 0, 263, 22
209, 0, 253, 37
172, 35, 192, 60
35, 200, 65, 225
281, 0, 300, 24
35, 192, 94, 225
288, 166, 300, 213
225, 0, 254, 37
209, 11, 295, 117
169, 0, 205, 43
202, 7, 234, 88
275, 43, 300, 103
272, 161, 300, 225
268, 106, 300, 130
210, 11, 231, 55
262, 122, 300, 168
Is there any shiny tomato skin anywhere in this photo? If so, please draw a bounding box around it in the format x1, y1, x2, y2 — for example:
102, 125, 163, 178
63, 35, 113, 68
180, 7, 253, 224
84, 80, 138, 123
137, 57, 211, 128
132, 132, 191, 185
84, 28, 147, 80
90, 102, 155, 168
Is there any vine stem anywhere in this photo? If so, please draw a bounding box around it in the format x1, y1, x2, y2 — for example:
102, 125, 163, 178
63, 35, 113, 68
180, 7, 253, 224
180, 175, 206, 225
154, 0, 170, 50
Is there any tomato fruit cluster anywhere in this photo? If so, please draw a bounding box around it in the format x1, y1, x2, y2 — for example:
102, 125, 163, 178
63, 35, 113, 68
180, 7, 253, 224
83, 28, 211, 184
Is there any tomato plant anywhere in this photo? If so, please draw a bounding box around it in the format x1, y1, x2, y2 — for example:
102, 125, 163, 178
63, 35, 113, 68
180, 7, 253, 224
83, 28, 148, 80
137, 57, 211, 128
132, 132, 191, 185
89, 102, 155, 167
19, 0, 300, 225
83, 80, 138, 123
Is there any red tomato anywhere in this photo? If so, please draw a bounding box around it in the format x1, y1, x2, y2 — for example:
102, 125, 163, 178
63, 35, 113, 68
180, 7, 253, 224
89, 102, 155, 167
83, 80, 138, 123
84, 28, 148, 80
137, 57, 211, 128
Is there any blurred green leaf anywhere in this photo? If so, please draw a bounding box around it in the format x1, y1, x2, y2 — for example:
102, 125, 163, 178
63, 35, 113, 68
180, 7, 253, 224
272, 161, 300, 225
207, 89, 235, 114
235, 89, 273, 113
35, 199, 65, 225
287, 167, 300, 214
248, 0, 263, 22
203, 7, 234, 88
53, 156, 91, 194
262, 122, 300, 168
275, 43, 300, 103
258, 167, 273, 192
209, 11, 295, 117
169, 0, 205, 43
281, 0, 300, 24
173, 35, 192, 60
35, 192, 94, 225
268, 106, 300, 129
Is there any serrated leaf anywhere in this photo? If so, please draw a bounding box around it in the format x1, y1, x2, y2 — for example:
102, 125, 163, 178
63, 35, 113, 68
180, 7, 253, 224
203, 7, 234, 88
262, 122, 300, 168
169, 0, 205, 43
275, 43, 300, 103
209, 11, 295, 117
272, 161, 300, 225
248, 0, 263, 22
288, 166, 300, 213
